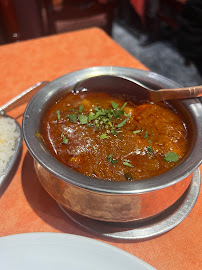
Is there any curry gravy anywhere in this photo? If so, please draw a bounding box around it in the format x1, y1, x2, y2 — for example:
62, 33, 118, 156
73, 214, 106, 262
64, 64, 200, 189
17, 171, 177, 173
41, 91, 188, 181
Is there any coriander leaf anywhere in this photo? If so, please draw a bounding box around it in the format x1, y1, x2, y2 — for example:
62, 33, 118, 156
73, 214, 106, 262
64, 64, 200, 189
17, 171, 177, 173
89, 110, 102, 121
67, 113, 77, 123
100, 133, 109, 139
111, 129, 118, 135
56, 110, 60, 120
108, 154, 117, 165
111, 101, 119, 109
164, 152, 179, 162
122, 159, 134, 167
79, 114, 88, 124
144, 131, 149, 139
133, 130, 141, 134
108, 121, 113, 127
114, 109, 124, 119
108, 154, 113, 159
61, 133, 69, 144
79, 104, 84, 113
111, 159, 118, 165
68, 108, 75, 112
117, 116, 130, 128
122, 161, 134, 168
122, 159, 130, 162
121, 102, 127, 110
147, 145, 153, 153
88, 112, 95, 121
94, 106, 100, 112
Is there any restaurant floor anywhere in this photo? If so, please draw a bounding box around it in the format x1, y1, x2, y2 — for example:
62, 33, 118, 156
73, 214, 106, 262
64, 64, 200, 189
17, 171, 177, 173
112, 22, 202, 87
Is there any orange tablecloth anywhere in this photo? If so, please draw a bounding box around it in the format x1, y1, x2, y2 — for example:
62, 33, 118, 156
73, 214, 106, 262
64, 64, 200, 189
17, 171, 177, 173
0, 28, 201, 270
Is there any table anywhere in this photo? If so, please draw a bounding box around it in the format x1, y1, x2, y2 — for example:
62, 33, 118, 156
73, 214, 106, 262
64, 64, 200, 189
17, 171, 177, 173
0, 27, 201, 270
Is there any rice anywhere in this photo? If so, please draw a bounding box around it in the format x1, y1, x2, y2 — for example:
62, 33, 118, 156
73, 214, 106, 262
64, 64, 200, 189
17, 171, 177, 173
0, 116, 19, 176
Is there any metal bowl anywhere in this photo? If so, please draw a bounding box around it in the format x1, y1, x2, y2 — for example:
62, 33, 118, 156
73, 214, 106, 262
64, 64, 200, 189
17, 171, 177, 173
22, 67, 202, 222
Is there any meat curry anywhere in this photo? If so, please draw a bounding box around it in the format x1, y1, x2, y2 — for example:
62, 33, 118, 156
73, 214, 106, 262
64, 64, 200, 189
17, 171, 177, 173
41, 90, 188, 181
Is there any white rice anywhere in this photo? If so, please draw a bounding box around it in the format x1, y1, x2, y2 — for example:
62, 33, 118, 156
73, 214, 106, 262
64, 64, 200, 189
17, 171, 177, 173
0, 117, 19, 176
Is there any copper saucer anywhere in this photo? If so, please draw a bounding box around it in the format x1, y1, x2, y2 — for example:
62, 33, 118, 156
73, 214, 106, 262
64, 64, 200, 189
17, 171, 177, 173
58, 169, 200, 240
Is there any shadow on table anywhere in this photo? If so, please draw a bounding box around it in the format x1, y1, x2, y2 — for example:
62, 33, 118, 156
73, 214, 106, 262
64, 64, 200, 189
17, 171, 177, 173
21, 151, 91, 236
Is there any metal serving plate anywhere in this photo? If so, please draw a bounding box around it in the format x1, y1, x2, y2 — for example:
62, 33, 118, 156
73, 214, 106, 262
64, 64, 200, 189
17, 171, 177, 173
0, 82, 48, 194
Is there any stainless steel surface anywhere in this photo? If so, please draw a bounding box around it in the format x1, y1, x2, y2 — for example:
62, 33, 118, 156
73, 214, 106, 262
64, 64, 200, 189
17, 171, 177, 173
0, 81, 49, 115
76, 75, 202, 102
0, 115, 22, 189
0, 81, 48, 192
23, 66, 202, 222
58, 169, 201, 240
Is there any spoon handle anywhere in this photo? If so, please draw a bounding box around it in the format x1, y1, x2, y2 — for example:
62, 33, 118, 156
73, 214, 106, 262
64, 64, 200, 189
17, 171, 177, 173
0, 81, 49, 115
155, 85, 202, 101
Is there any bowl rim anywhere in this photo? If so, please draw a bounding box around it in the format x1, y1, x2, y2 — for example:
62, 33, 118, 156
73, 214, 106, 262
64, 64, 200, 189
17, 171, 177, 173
22, 66, 202, 194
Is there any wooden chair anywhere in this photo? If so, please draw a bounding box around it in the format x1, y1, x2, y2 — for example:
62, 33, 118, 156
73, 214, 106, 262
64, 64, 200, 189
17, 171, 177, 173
140, 0, 187, 44
0, 0, 45, 44
156, 0, 186, 30
0, 0, 21, 44
43, 0, 116, 36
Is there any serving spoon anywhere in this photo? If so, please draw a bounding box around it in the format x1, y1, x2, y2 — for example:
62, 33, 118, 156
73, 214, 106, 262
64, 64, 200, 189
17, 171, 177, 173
0, 81, 48, 191
75, 75, 202, 103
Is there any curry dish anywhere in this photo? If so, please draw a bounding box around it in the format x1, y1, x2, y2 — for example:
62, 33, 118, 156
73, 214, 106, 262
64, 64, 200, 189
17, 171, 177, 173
41, 91, 188, 181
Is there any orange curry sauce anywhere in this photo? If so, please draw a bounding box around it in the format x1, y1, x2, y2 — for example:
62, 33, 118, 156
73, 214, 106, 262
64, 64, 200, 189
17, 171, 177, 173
41, 91, 188, 181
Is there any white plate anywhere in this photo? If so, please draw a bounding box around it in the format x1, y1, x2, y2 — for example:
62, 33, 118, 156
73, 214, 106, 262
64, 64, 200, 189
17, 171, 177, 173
0, 233, 156, 270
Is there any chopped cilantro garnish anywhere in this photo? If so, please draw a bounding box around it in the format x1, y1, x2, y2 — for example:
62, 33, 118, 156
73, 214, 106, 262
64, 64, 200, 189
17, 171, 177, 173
108, 121, 113, 127
114, 109, 124, 119
144, 131, 149, 139
111, 129, 118, 135
117, 116, 130, 128
108, 154, 117, 165
65, 101, 132, 136
61, 133, 69, 144
79, 104, 84, 113
89, 110, 103, 121
67, 113, 77, 123
56, 110, 60, 120
68, 108, 75, 112
94, 106, 100, 112
122, 159, 130, 162
164, 152, 179, 162
133, 130, 141, 134
121, 102, 127, 110
147, 145, 153, 153
122, 159, 134, 167
88, 112, 95, 121
100, 133, 109, 139
79, 114, 88, 124
111, 101, 119, 109
108, 154, 113, 160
